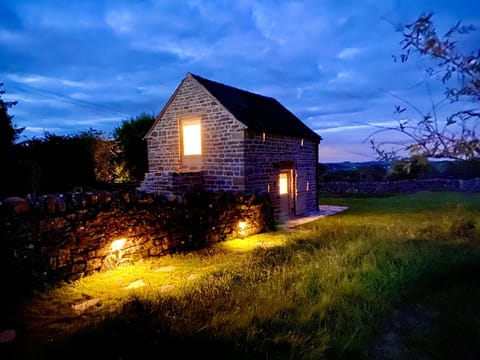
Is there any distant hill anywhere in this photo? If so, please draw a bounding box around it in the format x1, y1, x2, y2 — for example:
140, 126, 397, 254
321, 161, 390, 172
320, 160, 480, 181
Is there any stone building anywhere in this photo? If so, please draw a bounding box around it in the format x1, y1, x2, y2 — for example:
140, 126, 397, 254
139, 72, 322, 220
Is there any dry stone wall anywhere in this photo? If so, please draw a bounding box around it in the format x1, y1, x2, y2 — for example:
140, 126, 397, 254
318, 178, 480, 195
0, 189, 273, 289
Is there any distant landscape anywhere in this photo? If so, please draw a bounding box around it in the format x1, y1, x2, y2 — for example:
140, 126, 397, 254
320, 160, 480, 182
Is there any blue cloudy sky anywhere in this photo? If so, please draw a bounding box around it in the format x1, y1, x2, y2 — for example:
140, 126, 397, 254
1, 0, 479, 162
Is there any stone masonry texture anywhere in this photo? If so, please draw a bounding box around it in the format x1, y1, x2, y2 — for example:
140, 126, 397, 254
139, 74, 319, 220
0, 190, 273, 289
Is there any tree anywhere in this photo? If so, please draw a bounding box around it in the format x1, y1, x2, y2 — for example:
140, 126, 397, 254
113, 112, 155, 182
9, 129, 124, 195
0, 83, 26, 198
0, 83, 23, 151
369, 13, 479, 162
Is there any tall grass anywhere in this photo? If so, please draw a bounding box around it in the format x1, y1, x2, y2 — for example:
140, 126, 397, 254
5, 192, 480, 359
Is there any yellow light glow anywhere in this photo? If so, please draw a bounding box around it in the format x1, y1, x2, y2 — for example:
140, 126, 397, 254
238, 221, 247, 238
183, 123, 201, 155
111, 238, 126, 252
238, 221, 246, 231
222, 237, 286, 252
279, 173, 288, 195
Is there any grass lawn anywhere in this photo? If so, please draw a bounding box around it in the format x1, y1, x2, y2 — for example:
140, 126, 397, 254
1, 191, 479, 359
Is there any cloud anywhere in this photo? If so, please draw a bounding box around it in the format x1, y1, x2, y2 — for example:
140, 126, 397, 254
337, 47, 363, 59
0, 29, 25, 45
7, 73, 90, 88
132, 37, 212, 60
105, 10, 134, 34
317, 120, 397, 134
329, 71, 353, 83
1, 0, 477, 162
251, 1, 331, 50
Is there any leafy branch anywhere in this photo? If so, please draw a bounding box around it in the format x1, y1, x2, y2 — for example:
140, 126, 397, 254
370, 13, 480, 161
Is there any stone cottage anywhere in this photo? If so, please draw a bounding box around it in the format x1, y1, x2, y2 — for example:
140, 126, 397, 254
139, 72, 322, 220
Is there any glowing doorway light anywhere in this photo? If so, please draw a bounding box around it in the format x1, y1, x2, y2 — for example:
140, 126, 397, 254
183, 123, 202, 155
279, 173, 288, 195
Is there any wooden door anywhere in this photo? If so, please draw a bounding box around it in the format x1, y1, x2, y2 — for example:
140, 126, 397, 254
295, 172, 307, 216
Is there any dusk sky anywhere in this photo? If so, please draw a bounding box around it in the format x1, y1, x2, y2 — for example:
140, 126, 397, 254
1, 0, 479, 163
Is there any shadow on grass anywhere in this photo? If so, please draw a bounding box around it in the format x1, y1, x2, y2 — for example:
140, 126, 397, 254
369, 260, 480, 360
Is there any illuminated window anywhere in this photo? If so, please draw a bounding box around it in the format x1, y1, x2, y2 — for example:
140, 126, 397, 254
182, 117, 201, 156
279, 173, 288, 195
306, 181, 310, 191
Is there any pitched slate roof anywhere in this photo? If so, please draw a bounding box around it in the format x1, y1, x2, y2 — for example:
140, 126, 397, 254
190, 73, 322, 142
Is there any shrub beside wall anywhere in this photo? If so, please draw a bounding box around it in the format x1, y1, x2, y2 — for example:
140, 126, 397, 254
0, 189, 274, 292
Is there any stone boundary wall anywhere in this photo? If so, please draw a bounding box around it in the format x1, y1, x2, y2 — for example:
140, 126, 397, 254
0, 189, 273, 287
318, 178, 480, 195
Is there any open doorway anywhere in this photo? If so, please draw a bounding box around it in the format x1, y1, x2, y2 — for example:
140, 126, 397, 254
279, 169, 294, 219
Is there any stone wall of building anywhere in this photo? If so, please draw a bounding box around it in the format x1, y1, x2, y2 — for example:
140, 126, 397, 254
141, 74, 247, 195
139, 171, 205, 200
244, 131, 319, 217
0, 190, 273, 289
139, 73, 320, 219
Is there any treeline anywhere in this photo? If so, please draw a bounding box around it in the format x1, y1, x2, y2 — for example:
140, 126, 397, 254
319, 159, 480, 183
1, 83, 155, 199
4, 130, 122, 198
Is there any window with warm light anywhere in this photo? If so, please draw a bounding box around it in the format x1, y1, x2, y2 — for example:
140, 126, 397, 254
279, 173, 288, 195
181, 117, 202, 156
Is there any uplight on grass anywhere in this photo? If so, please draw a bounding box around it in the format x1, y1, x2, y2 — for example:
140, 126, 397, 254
238, 221, 247, 238
111, 238, 126, 252
222, 233, 287, 252
105, 237, 128, 269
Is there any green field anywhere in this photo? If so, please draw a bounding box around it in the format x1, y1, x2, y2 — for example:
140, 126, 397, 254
2, 192, 480, 359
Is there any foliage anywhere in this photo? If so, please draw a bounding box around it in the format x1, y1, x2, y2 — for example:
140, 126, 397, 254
385, 156, 439, 180
114, 112, 155, 183
442, 158, 480, 178
89, 134, 123, 183
20, 131, 98, 193
9, 129, 123, 195
370, 13, 480, 163
320, 162, 389, 182
6, 192, 480, 359
0, 83, 26, 198
0, 83, 23, 150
